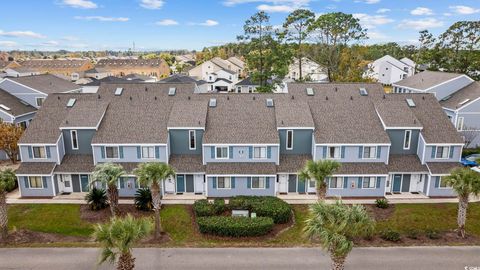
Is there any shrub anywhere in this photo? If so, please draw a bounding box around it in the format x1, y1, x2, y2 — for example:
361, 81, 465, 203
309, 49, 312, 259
406, 229, 419, 239
193, 199, 216, 217
426, 229, 440, 239
134, 188, 153, 211
213, 198, 226, 214
228, 196, 292, 224
85, 187, 108, 211
380, 229, 401, 242
197, 216, 274, 237
375, 198, 389, 209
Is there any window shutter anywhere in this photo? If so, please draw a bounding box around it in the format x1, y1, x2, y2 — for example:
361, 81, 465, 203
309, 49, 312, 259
431, 147, 436, 159
434, 176, 440, 188
376, 177, 381, 189
212, 177, 217, 189
211, 147, 215, 159
247, 177, 251, 189
248, 146, 253, 159
42, 176, 48, 188
137, 146, 141, 159
46, 146, 51, 159
231, 177, 235, 188
266, 177, 270, 189
341, 146, 345, 159
377, 147, 381, 159
343, 177, 348, 189
267, 146, 272, 159
155, 146, 160, 159
119, 177, 125, 189
119, 146, 124, 159
101, 146, 105, 159
134, 178, 139, 188
322, 146, 327, 159
229, 146, 233, 159
28, 147, 33, 159
449, 147, 454, 159
357, 177, 362, 189
358, 146, 363, 159
24, 177, 29, 188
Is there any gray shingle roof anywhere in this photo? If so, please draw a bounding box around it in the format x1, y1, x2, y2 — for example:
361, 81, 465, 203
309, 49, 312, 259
277, 154, 311, 173
387, 155, 428, 173
394, 71, 464, 90
160, 74, 198, 83
19, 59, 90, 69
9, 74, 81, 94
169, 155, 205, 173
15, 162, 56, 175
335, 162, 389, 175
427, 162, 462, 175
375, 100, 422, 128
96, 59, 166, 67
168, 100, 207, 128
54, 155, 94, 173
275, 99, 314, 128
235, 77, 258, 86
0, 88, 36, 117
440, 81, 480, 110
206, 162, 277, 175
61, 100, 109, 128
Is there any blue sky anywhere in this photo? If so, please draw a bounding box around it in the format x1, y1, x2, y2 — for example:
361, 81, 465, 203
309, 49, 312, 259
0, 0, 479, 51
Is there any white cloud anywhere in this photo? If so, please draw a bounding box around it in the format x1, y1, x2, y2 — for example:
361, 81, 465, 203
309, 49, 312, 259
257, 4, 295, 12
354, 0, 380, 4
443, 13, 452, 17
61, 0, 97, 9
0, 41, 18, 47
62, 36, 79, 41
376, 8, 390, 13
155, 19, 179, 26
449, 5, 480, 15
0, 30, 46, 39
223, 0, 309, 6
398, 18, 443, 30
41, 40, 60, 46
353, 13, 394, 29
200, 20, 219, 26
368, 31, 388, 40
74, 16, 130, 22
140, 0, 165, 9
410, 7, 433, 16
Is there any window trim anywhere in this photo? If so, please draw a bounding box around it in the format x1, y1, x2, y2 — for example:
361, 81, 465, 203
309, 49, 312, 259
362, 146, 377, 159
435, 146, 450, 160
215, 146, 229, 159
70, 130, 79, 150
216, 176, 232, 189
403, 130, 412, 150
327, 146, 341, 159
251, 177, 266, 189
438, 176, 452, 189
308, 179, 316, 188
32, 146, 47, 159
36, 97, 45, 107
105, 146, 120, 159
457, 117, 464, 131
141, 146, 155, 159
328, 177, 343, 189
361, 177, 376, 189
28, 176, 44, 189
253, 146, 267, 159
286, 130, 293, 150
189, 130, 196, 150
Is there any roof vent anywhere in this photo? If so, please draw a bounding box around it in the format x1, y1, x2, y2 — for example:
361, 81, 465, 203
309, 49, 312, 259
291, 95, 294, 99
168, 87, 176, 96
0, 104, 11, 111
459, 99, 470, 106
335, 87, 338, 92
266, 98, 274, 107
66, 98, 76, 108
306, 87, 314, 96
98, 94, 101, 99
406, 98, 416, 107
209, 98, 217, 107
114, 87, 123, 96
350, 96, 353, 100
253, 96, 256, 100
145, 87, 148, 91
359, 87, 368, 96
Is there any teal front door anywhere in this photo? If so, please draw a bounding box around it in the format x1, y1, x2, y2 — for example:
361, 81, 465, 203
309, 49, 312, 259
393, 175, 402, 193
176, 175, 185, 193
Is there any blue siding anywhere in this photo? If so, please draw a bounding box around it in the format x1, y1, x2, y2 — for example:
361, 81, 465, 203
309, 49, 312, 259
423, 145, 462, 163
20, 145, 59, 163
428, 176, 456, 197
0, 79, 47, 108
18, 176, 55, 197
169, 129, 203, 155
203, 145, 279, 163
62, 129, 95, 155
314, 145, 389, 163
93, 145, 168, 163
326, 176, 386, 197
386, 129, 419, 155
207, 177, 275, 197
279, 129, 313, 154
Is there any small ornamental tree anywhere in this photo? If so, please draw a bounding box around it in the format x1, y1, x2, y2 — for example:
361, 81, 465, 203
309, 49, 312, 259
0, 122, 23, 164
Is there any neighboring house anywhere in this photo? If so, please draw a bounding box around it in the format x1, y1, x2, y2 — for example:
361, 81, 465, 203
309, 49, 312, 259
286, 57, 328, 82
123, 73, 157, 82
188, 57, 243, 92
0, 60, 21, 72
365, 55, 416, 85
84, 68, 113, 80
15, 82, 462, 199
393, 71, 480, 147
175, 54, 196, 66
159, 74, 206, 93
80, 76, 130, 93
4, 67, 40, 77
95, 59, 170, 79
18, 59, 93, 81
234, 77, 259, 93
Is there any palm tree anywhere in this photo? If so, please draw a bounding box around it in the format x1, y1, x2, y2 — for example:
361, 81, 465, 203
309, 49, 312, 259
299, 160, 341, 200
304, 201, 374, 270
94, 214, 153, 270
134, 162, 175, 239
0, 169, 16, 241
444, 167, 480, 238
91, 163, 126, 217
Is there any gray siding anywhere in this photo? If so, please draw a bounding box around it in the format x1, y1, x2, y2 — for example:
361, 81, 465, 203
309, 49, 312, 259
93, 145, 168, 163
314, 145, 389, 163
20, 145, 59, 163
118, 177, 139, 197
18, 176, 55, 197
427, 76, 473, 100
13, 112, 36, 126
326, 176, 386, 197
169, 129, 203, 155
62, 129, 95, 155
279, 129, 313, 154
417, 134, 426, 163
207, 177, 275, 197
0, 110, 13, 123
0, 79, 46, 107
203, 145, 279, 163
428, 176, 456, 197
423, 145, 462, 163
387, 129, 419, 155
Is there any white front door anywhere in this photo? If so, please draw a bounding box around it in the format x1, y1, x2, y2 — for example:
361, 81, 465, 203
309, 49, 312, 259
306, 179, 316, 193
194, 174, 204, 194
164, 176, 175, 194
278, 174, 288, 193
60, 174, 73, 193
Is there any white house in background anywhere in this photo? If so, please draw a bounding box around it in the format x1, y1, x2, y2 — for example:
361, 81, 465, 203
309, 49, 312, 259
188, 57, 243, 92
234, 77, 259, 93
286, 57, 328, 82
365, 55, 416, 85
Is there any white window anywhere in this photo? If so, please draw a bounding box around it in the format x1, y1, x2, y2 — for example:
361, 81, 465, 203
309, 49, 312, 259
329, 177, 343, 189
237, 86, 241, 92
36, 97, 45, 107
439, 177, 451, 189
71, 130, 78, 150
254, 147, 267, 159
189, 130, 196, 150
28, 176, 43, 189
32, 146, 46, 159
286, 130, 293, 150
403, 130, 411, 150
435, 146, 449, 159
363, 146, 377, 159
327, 146, 341, 159
216, 146, 229, 159
252, 177, 266, 189
105, 146, 119, 159
142, 146, 155, 159
457, 117, 464, 131
362, 177, 376, 189
217, 177, 231, 189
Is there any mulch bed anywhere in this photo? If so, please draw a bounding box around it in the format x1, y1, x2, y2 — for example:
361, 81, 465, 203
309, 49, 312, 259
80, 204, 153, 223
1, 229, 90, 245
364, 204, 396, 221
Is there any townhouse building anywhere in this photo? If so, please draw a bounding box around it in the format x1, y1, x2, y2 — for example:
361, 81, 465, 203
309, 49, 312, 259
18, 59, 93, 81
95, 59, 170, 79
365, 55, 416, 85
15, 82, 463, 199
188, 57, 243, 92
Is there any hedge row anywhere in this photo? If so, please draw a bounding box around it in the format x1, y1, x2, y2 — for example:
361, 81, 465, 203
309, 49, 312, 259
197, 216, 274, 237
193, 199, 226, 217
228, 196, 291, 224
